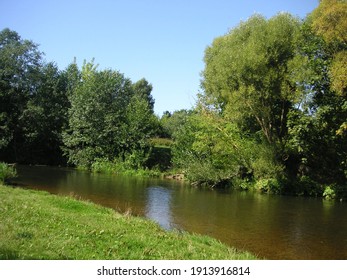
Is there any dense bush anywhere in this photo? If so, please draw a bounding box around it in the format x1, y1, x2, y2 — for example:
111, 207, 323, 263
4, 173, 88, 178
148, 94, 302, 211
254, 178, 281, 194
0, 163, 17, 183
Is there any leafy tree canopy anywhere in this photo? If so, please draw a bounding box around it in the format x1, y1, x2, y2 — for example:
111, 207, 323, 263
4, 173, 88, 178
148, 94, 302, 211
202, 13, 302, 149
311, 0, 347, 96
62, 60, 157, 168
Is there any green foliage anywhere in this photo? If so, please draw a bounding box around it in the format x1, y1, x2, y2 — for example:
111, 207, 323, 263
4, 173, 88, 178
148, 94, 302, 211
250, 144, 284, 181
330, 50, 347, 95
283, 176, 322, 197
321, 183, 347, 200
197, 13, 305, 189
91, 158, 161, 177
173, 109, 255, 187
149, 137, 174, 147
0, 28, 160, 174
159, 109, 192, 139
310, 0, 347, 46
146, 145, 172, 171
173, 12, 306, 186
123, 94, 159, 168
254, 178, 281, 194
62, 61, 158, 170
132, 78, 155, 112
170, 11, 347, 198
91, 158, 117, 174
172, 11, 347, 199
122, 149, 150, 170
0, 163, 17, 183
286, 16, 347, 188
309, 0, 347, 140
202, 13, 302, 147
0, 29, 69, 164
323, 185, 336, 200
20, 62, 69, 164
63, 60, 129, 167
231, 177, 254, 191
0, 28, 43, 161
287, 99, 347, 185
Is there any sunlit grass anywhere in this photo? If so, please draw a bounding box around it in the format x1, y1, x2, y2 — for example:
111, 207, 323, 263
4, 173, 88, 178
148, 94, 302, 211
91, 159, 161, 177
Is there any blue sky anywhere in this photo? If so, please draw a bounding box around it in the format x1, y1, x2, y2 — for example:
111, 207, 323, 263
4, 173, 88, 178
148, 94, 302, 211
1, 0, 319, 115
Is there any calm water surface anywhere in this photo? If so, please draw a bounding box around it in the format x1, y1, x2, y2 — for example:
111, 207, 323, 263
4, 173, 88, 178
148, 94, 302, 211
12, 165, 347, 259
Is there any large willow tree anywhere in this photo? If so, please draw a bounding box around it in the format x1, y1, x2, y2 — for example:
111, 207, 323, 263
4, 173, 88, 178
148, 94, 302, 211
202, 13, 303, 150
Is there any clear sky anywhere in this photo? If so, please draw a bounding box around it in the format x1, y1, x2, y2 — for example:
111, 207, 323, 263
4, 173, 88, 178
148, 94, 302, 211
1, 0, 319, 115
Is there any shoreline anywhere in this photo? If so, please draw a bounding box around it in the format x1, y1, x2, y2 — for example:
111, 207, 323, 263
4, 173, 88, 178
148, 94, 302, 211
0, 184, 258, 260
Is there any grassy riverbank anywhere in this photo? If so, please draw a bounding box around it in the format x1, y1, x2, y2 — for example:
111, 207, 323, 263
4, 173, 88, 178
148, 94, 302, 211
0, 184, 257, 260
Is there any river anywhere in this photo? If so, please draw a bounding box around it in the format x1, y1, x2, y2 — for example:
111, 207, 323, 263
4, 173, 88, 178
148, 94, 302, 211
12, 165, 347, 260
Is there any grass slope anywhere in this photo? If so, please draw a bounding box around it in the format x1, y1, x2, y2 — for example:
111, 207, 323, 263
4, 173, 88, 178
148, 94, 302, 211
0, 185, 257, 260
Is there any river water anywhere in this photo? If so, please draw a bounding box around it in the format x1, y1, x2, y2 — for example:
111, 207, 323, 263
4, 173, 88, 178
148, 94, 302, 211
12, 165, 347, 259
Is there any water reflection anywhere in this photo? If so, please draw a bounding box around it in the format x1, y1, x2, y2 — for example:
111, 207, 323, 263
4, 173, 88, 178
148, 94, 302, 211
145, 186, 174, 230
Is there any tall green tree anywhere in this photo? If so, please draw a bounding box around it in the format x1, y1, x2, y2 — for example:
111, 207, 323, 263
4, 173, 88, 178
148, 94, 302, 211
310, 0, 347, 135
202, 14, 302, 149
160, 109, 192, 139
19, 62, 69, 164
286, 6, 347, 190
62, 61, 158, 169
0, 28, 43, 162
132, 78, 155, 112
201, 14, 304, 185
178, 11, 346, 196
62, 61, 133, 167
121, 94, 158, 168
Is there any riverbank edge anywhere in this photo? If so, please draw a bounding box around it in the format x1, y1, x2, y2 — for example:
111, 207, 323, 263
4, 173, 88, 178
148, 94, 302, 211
86, 160, 346, 200
0, 184, 258, 260
88, 157, 185, 181
6, 161, 346, 200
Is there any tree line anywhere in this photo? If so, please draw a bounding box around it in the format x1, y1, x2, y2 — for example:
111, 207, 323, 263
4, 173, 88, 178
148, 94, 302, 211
0, 28, 159, 170
1, 0, 346, 199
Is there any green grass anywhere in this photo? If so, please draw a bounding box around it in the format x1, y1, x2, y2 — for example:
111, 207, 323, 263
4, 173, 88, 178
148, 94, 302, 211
91, 159, 162, 177
0, 184, 258, 260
